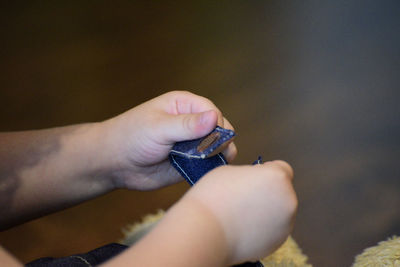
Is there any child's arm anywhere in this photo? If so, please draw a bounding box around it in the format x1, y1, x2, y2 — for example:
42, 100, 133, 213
104, 195, 230, 267
0, 246, 22, 267
0, 91, 236, 230
0, 123, 115, 230
103, 162, 297, 266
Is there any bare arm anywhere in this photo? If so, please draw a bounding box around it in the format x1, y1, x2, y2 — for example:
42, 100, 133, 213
0, 91, 234, 230
103, 197, 229, 267
0, 124, 116, 230
103, 162, 297, 266
0, 246, 22, 267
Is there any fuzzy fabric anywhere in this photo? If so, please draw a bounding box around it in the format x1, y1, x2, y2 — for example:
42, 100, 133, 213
260, 237, 311, 267
120, 210, 311, 267
120, 210, 165, 246
352, 236, 400, 266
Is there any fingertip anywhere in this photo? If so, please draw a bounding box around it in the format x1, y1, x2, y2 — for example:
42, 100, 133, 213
163, 110, 217, 143
222, 142, 238, 163
262, 160, 294, 180
197, 110, 218, 134
199, 110, 218, 125
272, 160, 294, 180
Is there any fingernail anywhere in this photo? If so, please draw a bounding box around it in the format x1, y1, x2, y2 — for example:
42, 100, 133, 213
199, 111, 211, 125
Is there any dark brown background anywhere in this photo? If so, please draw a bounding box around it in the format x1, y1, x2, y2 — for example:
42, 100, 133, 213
0, 1, 399, 267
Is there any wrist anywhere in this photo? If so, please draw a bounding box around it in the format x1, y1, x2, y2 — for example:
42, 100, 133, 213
106, 196, 230, 267
93, 116, 141, 189
62, 122, 118, 193
172, 196, 231, 265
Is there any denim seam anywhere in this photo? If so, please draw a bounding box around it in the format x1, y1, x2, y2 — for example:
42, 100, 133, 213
170, 150, 204, 159
68, 255, 91, 266
170, 153, 227, 185
217, 153, 227, 165
170, 154, 195, 184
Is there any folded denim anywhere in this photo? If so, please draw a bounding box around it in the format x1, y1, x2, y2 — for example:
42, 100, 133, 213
169, 126, 264, 267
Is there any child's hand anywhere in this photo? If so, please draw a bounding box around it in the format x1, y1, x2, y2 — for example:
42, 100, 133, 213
104, 160, 297, 267
99, 91, 237, 190
181, 161, 297, 264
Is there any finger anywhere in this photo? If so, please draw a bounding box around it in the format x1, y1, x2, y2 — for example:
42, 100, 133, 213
216, 111, 224, 126
220, 117, 236, 161
263, 160, 294, 181
222, 117, 235, 131
273, 160, 294, 180
167, 91, 224, 126
160, 110, 219, 143
222, 142, 238, 163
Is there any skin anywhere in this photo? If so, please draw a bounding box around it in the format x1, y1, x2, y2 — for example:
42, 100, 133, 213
0, 91, 297, 266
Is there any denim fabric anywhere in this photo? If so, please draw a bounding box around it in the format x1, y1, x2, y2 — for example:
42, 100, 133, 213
232, 261, 265, 267
169, 126, 264, 267
169, 126, 233, 185
26, 243, 128, 267
170, 126, 235, 160
169, 153, 227, 185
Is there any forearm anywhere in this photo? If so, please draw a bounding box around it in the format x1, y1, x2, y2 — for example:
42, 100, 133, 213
0, 246, 22, 267
103, 196, 229, 267
0, 123, 115, 230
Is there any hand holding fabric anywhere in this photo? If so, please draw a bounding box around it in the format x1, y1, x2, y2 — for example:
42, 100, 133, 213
99, 91, 237, 190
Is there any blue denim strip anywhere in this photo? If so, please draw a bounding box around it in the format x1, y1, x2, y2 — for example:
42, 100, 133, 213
169, 126, 264, 267
26, 243, 128, 266
170, 126, 235, 159
169, 153, 227, 185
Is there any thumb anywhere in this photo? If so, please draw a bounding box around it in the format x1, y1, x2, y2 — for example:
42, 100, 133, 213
161, 110, 218, 143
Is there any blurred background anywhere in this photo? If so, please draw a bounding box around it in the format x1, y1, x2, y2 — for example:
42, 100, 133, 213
0, 1, 399, 266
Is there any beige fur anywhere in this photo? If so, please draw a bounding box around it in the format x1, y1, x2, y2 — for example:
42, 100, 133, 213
352, 236, 400, 266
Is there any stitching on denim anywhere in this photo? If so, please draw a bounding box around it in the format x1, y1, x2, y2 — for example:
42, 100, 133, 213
69, 255, 92, 266
202, 128, 234, 156
170, 150, 203, 159
171, 128, 234, 159
215, 127, 233, 134
170, 155, 195, 185
217, 153, 227, 165
171, 154, 227, 185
